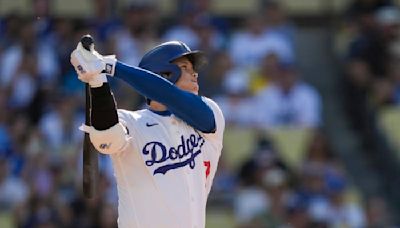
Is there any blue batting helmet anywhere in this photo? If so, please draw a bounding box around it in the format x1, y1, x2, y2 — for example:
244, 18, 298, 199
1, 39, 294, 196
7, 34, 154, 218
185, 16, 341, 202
139, 41, 206, 83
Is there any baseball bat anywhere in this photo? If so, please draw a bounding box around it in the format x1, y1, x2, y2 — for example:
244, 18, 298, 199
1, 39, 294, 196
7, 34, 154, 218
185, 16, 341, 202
81, 35, 99, 199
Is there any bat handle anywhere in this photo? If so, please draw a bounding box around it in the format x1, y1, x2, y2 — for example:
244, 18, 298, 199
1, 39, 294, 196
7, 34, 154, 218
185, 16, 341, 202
80, 35, 107, 74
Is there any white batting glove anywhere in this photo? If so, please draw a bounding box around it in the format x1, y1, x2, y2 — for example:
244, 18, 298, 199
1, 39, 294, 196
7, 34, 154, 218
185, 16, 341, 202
70, 42, 116, 87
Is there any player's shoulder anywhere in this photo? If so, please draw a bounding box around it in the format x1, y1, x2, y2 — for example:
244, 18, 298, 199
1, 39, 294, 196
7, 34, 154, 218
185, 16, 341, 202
201, 96, 225, 121
201, 96, 221, 109
117, 108, 149, 121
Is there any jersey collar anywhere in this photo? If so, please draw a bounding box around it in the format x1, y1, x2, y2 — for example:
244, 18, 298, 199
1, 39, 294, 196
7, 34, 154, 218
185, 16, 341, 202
149, 109, 172, 116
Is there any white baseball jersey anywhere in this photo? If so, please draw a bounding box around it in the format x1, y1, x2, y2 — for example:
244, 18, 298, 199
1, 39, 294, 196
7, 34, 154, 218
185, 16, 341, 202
109, 97, 224, 228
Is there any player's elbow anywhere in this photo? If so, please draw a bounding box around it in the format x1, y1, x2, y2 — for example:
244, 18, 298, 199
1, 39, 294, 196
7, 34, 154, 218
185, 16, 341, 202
198, 109, 216, 133
82, 123, 130, 154
200, 120, 216, 133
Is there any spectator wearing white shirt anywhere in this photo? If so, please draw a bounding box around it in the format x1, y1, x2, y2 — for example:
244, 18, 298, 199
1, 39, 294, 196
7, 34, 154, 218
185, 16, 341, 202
229, 14, 295, 70
254, 62, 322, 129
324, 170, 366, 227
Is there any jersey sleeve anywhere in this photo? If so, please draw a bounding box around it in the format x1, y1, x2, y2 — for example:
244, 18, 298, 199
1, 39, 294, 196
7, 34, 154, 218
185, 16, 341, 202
81, 110, 131, 155
117, 109, 137, 141
201, 97, 225, 144
200, 97, 225, 195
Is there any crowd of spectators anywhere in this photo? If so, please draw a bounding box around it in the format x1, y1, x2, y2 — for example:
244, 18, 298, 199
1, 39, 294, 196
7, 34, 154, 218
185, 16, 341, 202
335, 1, 400, 226
0, 0, 397, 227
338, 0, 400, 110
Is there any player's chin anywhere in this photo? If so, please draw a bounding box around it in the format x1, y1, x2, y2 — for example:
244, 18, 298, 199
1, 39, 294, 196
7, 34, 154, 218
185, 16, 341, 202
181, 82, 199, 94
192, 84, 199, 95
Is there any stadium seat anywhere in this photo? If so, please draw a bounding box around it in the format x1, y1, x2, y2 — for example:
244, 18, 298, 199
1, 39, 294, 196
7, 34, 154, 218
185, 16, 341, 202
223, 127, 257, 169
206, 208, 236, 228
378, 106, 400, 158
267, 127, 312, 169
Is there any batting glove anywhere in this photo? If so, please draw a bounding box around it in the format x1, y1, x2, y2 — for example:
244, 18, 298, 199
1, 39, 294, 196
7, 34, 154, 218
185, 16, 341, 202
70, 42, 116, 87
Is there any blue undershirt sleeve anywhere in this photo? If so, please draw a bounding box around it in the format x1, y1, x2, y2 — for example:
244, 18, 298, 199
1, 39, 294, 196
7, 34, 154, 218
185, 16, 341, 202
113, 61, 216, 133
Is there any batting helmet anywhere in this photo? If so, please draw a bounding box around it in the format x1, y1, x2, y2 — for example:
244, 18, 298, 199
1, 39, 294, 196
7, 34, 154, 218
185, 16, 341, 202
139, 41, 207, 83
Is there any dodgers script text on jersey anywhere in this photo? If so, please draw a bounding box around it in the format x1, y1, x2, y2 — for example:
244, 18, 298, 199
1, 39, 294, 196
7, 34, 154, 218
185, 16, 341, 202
143, 132, 205, 175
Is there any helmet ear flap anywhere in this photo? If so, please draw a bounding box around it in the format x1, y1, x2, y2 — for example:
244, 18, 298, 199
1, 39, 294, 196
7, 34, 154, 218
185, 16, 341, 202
145, 63, 181, 83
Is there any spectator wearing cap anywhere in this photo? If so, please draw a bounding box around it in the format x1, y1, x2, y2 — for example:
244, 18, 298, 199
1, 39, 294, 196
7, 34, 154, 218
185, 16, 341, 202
324, 170, 366, 227
254, 61, 322, 129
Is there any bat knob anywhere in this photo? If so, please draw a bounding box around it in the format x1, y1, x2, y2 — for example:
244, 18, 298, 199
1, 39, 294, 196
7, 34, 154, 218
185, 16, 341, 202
81, 34, 94, 51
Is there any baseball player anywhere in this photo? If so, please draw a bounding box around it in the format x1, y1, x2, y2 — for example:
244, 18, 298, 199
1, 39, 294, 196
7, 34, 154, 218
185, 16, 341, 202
70, 40, 225, 228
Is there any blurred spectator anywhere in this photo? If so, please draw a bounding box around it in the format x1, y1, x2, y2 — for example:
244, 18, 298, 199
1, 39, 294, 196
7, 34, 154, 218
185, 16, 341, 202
211, 53, 257, 126
365, 196, 393, 227
109, 2, 159, 66
297, 130, 367, 227
346, 0, 393, 21
0, 20, 59, 88
7, 51, 40, 111
163, 3, 203, 49
228, 13, 294, 70
234, 158, 270, 226
49, 18, 77, 79
284, 192, 311, 228
193, 15, 225, 56
343, 5, 400, 108
248, 52, 281, 94
324, 170, 366, 227
176, 0, 231, 34
262, 0, 296, 49
38, 96, 83, 152
254, 63, 322, 129
0, 89, 12, 157
234, 137, 294, 227
7, 114, 31, 177
31, 0, 53, 39
0, 159, 28, 211
88, 0, 120, 44
0, 14, 23, 51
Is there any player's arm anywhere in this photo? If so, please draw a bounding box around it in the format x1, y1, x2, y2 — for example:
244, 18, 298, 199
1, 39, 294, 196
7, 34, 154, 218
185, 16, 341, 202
70, 41, 215, 133
90, 83, 118, 130
113, 61, 216, 133
71, 44, 129, 155
78, 82, 130, 155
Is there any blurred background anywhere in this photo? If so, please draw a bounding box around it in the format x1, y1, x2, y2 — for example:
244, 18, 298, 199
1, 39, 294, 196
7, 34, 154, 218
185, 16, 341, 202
0, 0, 400, 227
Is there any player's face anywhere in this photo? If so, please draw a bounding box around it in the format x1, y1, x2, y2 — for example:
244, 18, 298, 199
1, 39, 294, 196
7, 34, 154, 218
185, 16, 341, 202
173, 57, 199, 95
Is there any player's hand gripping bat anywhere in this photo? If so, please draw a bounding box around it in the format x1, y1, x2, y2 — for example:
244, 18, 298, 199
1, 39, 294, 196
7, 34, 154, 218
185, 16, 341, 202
80, 35, 99, 199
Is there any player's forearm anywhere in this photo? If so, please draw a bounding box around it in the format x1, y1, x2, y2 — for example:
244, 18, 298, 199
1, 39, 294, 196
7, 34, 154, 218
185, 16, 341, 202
84, 83, 129, 155
114, 61, 215, 133
90, 83, 119, 130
